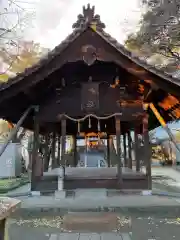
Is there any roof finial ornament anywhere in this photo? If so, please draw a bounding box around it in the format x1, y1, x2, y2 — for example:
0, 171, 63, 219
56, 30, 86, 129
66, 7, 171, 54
72, 4, 106, 31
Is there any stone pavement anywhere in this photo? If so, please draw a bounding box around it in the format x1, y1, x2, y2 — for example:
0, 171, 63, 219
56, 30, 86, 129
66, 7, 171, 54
8, 224, 132, 240
43, 233, 131, 240
15, 195, 180, 210
151, 167, 180, 182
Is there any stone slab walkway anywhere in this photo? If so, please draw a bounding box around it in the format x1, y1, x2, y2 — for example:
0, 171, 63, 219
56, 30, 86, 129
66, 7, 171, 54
46, 233, 131, 239
151, 167, 180, 182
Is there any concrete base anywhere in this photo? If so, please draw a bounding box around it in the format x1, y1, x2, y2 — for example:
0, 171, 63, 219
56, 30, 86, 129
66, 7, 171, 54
55, 191, 66, 199
58, 177, 63, 190
31, 191, 40, 196
75, 188, 107, 199
142, 190, 152, 196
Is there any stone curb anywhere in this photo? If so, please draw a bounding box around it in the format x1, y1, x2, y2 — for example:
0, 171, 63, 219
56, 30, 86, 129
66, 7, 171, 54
6, 191, 31, 198
152, 191, 180, 198
14, 205, 180, 219
7, 190, 180, 199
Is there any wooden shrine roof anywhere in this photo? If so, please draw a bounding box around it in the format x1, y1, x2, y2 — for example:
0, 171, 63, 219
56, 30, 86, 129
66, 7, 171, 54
0, 4, 180, 130
0, 6, 180, 92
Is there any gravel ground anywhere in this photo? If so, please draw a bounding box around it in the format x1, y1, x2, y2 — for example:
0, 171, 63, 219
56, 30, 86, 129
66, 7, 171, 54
7, 211, 180, 240
132, 216, 180, 240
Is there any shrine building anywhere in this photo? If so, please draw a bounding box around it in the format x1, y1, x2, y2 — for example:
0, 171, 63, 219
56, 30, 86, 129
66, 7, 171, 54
0, 4, 180, 192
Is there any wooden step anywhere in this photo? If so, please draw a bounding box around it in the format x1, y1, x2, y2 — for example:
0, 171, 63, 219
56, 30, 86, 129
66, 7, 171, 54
33, 175, 58, 191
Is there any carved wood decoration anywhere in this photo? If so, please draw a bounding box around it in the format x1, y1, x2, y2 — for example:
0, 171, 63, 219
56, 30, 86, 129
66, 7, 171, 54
72, 4, 106, 31
81, 45, 97, 65
81, 82, 99, 112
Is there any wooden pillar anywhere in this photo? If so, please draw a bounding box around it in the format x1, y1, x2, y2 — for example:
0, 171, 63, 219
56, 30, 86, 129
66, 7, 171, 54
143, 114, 152, 189
61, 119, 66, 166
107, 134, 110, 167
123, 133, 127, 167
72, 135, 77, 167
135, 126, 140, 172
115, 117, 123, 185
51, 130, 57, 169
127, 131, 132, 169
31, 106, 40, 191
44, 132, 50, 171
57, 134, 61, 166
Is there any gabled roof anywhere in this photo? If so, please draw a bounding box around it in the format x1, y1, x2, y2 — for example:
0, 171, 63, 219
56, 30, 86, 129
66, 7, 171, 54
1, 4, 180, 95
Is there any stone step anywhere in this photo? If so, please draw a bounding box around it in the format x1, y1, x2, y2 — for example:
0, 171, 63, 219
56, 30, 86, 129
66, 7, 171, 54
62, 212, 121, 232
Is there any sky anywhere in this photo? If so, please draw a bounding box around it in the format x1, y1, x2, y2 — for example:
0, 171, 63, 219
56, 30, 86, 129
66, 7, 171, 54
1, 0, 180, 138
20, 0, 143, 48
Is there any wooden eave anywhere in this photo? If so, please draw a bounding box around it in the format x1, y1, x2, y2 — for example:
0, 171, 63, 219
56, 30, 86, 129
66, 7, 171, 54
0, 25, 180, 98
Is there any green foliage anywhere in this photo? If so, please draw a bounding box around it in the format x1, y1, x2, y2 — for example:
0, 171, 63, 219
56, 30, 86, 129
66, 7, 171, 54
0, 41, 49, 82
125, 0, 180, 63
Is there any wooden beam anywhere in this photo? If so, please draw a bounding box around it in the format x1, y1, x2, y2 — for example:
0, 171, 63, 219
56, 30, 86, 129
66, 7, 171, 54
0, 107, 32, 158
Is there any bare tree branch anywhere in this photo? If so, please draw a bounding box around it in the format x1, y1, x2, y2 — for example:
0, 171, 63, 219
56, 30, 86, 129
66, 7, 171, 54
0, 0, 35, 76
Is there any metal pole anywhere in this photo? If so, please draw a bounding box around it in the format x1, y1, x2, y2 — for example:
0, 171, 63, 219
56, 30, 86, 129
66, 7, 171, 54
148, 103, 180, 155
0, 107, 32, 157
